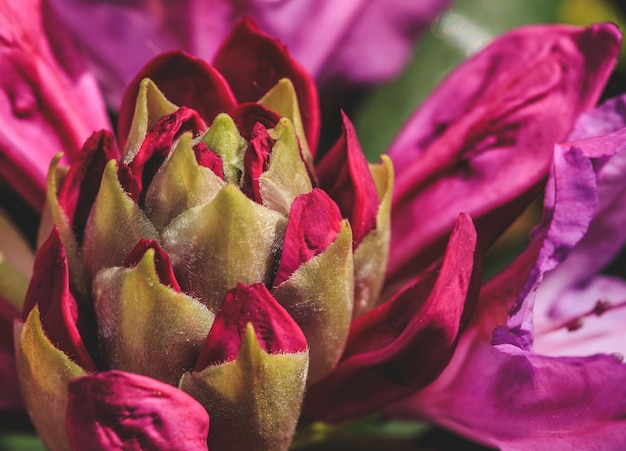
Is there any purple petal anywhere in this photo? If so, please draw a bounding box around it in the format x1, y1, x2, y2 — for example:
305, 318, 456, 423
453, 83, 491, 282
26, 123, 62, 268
48, 0, 447, 106
66, 370, 209, 450
389, 345, 626, 450
0, 0, 109, 210
505, 129, 626, 349
387, 23, 621, 286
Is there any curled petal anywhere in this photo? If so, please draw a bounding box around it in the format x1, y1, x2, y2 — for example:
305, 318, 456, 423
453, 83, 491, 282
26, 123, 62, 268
118, 50, 236, 148
21, 227, 96, 371
387, 23, 621, 285
316, 112, 379, 247
119, 107, 206, 203
241, 123, 275, 203
195, 282, 307, 370
214, 18, 320, 152
122, 239, 181, 292
304, 213, 480, 422
57, 130, 119, 245
66, 370, 209, 451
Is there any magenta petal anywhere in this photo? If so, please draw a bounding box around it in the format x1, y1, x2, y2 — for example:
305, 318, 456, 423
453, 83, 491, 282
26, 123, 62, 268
387, 23, 621, 284
0, 295, 22, 410
0, 0, 110, 211
66, 370, 209, 451
214, 18, 320, 152
316, 112, 379, 247
195, 283, 307, 370
58, 130, 119, 244
122, 239, 182, 293
118, 51, 236, 148
273, 189, 342, 287
390, 345, 626, 449
21, 227, 96, 371
193, 142, 224, 179
303, 213, 480, 422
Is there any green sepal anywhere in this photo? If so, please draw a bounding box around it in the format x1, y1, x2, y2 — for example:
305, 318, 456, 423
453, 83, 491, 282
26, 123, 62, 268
0, 211, 33, 310
15, 307, 87, 451
258, 78, 315, 177
93, 248, 214, 386
179, 323, 308, 451
352, 155, 394, 317
162, 184, 286, 312
123, 78, 178, 163
259, 118, 313, 215
144, 133, 225, 231
197, 113, 247, 185
81, 160, 158, 284
272, 221, 353, 383
38, 154, 87, 299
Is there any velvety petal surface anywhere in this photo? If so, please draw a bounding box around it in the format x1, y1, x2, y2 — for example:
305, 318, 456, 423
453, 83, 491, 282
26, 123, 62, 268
66, 370, 209, 451
389, 344, 626, 450
195, 283, 306, 369
304, 213, 480, 422
0, 0, 109, 210
387, 23, 621, 285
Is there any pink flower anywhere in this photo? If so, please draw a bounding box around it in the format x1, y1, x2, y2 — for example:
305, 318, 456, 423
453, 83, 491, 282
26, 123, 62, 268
46, 0, 451, 105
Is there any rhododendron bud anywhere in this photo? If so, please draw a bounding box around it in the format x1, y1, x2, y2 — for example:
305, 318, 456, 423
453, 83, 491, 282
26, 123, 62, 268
14, 21, 397, 449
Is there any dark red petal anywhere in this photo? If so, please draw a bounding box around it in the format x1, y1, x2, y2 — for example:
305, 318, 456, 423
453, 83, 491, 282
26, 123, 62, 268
273, 189, 342, 287
57, 130, 119, 245
66, 370, 209, 451
117, 50, 237, 148
193, 142, 224, 179
316, 112, 379, 247
230, 102, 281, 141
241, 122, 275, 203
303, 213, 481, 422
214, 18, 320, 152
0, 295, 22, 410
195, 283, 306, 370
120, 107, 206, 203
122, 239, 182, 292
21, 227, 96, 371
